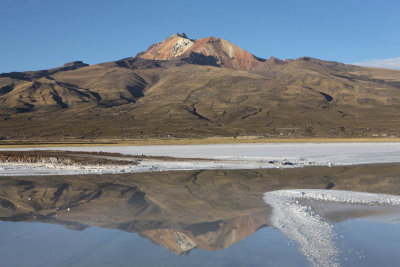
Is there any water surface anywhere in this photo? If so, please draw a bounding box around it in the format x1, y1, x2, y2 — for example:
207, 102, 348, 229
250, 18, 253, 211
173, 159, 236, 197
1, 164, 400, 266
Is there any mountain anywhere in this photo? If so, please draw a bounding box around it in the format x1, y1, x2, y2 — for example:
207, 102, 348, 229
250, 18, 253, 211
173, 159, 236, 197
136, 33, 264, 70
1, 33, 400, 141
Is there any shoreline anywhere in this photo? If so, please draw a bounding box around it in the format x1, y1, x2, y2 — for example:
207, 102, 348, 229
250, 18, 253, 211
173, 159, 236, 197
1, 137, 400, 148
0, 149, 325, 176
1, 142, 400, 176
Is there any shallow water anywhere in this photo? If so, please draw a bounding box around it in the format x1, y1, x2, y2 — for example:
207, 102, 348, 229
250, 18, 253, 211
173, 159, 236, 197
0, 164, 400, 266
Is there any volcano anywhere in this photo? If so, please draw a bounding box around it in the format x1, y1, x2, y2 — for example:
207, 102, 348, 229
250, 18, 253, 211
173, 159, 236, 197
136, 33, 264, 70
1, 33, 400, 141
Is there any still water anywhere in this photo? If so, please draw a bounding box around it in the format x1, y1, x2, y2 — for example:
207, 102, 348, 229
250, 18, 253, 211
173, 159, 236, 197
0, 164, 400, 266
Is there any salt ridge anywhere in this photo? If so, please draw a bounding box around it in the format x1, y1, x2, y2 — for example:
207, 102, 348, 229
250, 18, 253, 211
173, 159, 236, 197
263, 189, 400, 267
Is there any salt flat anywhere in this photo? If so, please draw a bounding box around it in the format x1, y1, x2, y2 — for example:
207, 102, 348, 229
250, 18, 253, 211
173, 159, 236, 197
2, 142, 400, 164
1, 143, 400, 175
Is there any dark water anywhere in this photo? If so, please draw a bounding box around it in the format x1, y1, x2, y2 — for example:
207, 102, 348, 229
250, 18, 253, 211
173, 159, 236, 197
1, 164, 400, 266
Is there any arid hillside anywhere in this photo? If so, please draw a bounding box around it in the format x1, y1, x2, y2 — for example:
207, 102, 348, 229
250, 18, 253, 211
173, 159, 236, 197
1, 33, 400, 141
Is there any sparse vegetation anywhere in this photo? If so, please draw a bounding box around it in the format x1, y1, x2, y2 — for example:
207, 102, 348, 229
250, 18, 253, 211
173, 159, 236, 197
1, 36, 400, 142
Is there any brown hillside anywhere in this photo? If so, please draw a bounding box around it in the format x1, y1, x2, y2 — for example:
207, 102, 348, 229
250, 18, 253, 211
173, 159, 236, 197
1, 34, 400, 141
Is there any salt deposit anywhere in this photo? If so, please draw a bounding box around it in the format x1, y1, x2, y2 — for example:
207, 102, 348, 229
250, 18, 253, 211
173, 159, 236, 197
263, 190, 400, 267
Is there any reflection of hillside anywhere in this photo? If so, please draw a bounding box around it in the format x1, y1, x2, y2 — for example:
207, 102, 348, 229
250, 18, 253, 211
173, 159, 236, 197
0, 164, 400, 254
139, 211, 269, 255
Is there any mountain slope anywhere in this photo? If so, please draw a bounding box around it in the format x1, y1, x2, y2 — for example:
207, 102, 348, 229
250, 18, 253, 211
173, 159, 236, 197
1, 33, 400, 141
137, 33, 264, 70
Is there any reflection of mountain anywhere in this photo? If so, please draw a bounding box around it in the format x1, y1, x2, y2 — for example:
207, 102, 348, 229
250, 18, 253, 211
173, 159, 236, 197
139, 212, 269, 255
122, 212, 270, 255
0, 164, 400, 254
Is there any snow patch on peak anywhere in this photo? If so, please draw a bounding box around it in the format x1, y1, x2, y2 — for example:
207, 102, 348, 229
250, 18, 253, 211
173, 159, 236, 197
221, 40, 235, 58
172, 38, 194, 57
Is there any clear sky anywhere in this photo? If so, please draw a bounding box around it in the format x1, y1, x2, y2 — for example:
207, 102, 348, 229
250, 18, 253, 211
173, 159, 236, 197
1, 0, 399, 73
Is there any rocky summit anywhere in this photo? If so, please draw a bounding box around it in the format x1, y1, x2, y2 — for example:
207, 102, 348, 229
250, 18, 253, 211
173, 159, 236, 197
1, 33, 400, 141
137, 33, 264, 70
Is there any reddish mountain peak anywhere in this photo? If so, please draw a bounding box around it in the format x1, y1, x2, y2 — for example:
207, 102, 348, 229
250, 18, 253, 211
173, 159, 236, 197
136, 33, 195, 61
138, 212, 269, 255
136, 33, 264, 70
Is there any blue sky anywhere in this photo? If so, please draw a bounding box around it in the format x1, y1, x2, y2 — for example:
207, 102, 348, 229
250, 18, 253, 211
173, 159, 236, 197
1, 0, 399, 73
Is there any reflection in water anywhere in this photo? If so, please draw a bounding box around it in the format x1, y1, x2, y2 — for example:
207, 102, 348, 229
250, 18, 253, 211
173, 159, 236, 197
264, 190, 400, 267
0, 164, 400, 264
